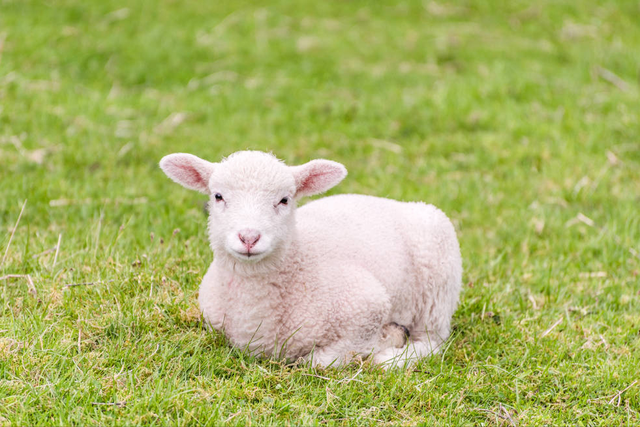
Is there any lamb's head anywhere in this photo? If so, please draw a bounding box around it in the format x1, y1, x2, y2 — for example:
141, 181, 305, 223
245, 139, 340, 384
160, 150, 347, 265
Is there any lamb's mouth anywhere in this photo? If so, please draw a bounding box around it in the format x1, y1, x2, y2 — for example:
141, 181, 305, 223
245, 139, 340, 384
232, 249, 266, 260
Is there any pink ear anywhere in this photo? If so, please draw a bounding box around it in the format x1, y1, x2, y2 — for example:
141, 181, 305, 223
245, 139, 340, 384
290, 159, 347, 198
159, 153, 215, 194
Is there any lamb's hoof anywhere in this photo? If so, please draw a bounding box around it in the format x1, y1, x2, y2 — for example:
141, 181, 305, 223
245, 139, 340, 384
381, 322, 410, 348
391, 322, 410, 339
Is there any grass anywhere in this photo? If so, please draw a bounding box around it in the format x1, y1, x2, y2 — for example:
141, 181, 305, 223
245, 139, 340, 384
1, 0, 639, 424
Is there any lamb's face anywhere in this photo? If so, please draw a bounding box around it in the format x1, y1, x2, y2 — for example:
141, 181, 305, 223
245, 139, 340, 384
207, 153, 297, 263
160, 150, 347, 267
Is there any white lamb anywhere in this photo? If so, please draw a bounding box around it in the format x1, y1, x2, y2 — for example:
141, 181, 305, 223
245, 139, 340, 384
160, 150, 462, 368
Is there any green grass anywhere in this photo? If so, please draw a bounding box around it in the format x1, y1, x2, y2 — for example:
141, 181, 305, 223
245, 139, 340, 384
1, 0, 639, 425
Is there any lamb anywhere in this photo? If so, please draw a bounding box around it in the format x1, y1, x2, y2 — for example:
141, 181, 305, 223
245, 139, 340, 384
159, 150, 462, 368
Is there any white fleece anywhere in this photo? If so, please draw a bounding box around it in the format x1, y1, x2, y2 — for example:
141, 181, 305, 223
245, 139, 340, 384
160, 151, 462, 368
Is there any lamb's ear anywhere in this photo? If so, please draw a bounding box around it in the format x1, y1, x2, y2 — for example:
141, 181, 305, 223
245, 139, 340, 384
159, 153, 215, 194
290, 159, 347, 198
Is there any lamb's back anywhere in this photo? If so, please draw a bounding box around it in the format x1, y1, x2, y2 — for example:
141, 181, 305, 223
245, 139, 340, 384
296, 194, 453, 295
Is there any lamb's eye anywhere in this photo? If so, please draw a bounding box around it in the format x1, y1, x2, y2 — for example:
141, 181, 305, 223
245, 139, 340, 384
279, 197, 289, 205
214, 193, 224, 202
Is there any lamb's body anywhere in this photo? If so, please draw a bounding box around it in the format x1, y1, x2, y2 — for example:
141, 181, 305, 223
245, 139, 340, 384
199, 194, 462, 367
160, 150, 462, 368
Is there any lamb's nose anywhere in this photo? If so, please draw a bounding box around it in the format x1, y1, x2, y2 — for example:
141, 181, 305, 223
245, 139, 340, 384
238, 229, 261, 249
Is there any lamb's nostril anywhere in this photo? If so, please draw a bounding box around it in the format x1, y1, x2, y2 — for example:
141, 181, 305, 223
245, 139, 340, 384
238, 229, 261, 249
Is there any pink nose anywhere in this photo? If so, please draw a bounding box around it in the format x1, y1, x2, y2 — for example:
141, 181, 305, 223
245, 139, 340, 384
238, 229, 261, 250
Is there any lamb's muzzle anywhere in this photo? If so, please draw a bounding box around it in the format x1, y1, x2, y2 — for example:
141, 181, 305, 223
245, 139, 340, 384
238, 229, 261, 250
160, 150, 463, 369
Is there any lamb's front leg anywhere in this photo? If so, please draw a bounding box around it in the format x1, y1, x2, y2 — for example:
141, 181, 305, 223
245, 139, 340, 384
302, 269, 397, 368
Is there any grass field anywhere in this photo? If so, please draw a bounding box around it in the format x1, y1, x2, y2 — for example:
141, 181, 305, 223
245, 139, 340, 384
1, 0, 639, 425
